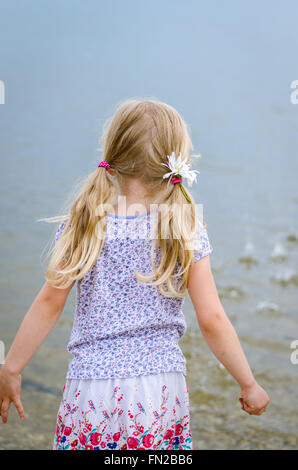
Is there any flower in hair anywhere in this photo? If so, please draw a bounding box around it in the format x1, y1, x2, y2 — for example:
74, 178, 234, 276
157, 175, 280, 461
161, 152, 199, 188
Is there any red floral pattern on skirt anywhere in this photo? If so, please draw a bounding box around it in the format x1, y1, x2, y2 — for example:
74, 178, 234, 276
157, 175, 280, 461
53, 372, 193, 450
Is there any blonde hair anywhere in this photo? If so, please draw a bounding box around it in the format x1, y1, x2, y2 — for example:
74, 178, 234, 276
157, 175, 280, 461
43, 98, 200, 297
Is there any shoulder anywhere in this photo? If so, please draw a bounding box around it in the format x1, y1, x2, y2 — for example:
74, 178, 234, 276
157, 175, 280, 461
193, 220, 213, 263
55, 219, 69, 243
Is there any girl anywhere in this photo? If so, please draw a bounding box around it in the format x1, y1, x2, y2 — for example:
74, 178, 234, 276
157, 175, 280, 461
0, 99, 269, 450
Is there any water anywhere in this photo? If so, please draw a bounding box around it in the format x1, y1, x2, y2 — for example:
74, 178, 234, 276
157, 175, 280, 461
0, 0, 297, 450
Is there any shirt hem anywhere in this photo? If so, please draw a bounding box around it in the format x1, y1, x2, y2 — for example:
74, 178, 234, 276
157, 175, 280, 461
65, 365, 187, 381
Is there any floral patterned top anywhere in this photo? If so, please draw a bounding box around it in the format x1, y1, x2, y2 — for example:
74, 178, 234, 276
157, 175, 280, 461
54, 210, 213, 380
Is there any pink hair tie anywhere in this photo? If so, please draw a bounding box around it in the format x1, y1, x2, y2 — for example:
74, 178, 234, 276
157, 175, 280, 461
98, 160, 111, 170
172, 176, 183, 184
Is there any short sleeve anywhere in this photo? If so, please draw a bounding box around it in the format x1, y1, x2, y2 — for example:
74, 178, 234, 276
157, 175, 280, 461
193, 224, 213, 262
54, 220, 68, 244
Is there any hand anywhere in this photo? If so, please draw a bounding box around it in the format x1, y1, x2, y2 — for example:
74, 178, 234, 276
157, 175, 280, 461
239, 381, 270, 416
0, 364, 25, 423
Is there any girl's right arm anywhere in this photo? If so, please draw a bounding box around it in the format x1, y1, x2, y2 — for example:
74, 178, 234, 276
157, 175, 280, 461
0, 280, 74, 423
188, 255, 270, 415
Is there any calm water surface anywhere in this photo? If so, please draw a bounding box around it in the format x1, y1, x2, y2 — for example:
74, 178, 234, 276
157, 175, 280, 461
0, 0, 297, 449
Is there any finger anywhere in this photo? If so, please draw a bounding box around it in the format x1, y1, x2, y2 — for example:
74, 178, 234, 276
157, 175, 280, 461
258, 405, 268, 414
241, 402, 253, 412
246, 409, 259, 415
243, 401, 261, 413
248, 402, 268, 415
239, 398, 245, 409
244, 409, 256, 415
13, 397, 25, 420
1, 398, 11, 424
242, 403, 258, 415
248, 408, 264, 416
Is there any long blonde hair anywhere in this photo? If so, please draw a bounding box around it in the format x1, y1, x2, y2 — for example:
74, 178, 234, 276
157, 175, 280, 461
43, 98, 200, 297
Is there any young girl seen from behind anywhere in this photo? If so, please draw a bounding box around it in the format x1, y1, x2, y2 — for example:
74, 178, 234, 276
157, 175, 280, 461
0, 99, 269, 450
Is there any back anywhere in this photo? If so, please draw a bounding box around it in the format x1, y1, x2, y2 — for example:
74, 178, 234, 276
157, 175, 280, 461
55, 210, 213, 379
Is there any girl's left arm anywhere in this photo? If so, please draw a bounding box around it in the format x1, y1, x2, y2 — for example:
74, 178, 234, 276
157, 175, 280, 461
0, 280, 74, 423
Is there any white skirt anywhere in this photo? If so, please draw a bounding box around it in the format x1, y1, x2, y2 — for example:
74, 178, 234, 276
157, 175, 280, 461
53, 371, 193, 450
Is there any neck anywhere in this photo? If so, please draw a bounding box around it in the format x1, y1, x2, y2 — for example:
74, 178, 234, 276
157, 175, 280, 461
113, 178, 152, 216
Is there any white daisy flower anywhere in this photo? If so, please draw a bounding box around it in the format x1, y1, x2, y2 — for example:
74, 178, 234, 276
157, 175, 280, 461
161, 152, 199, 187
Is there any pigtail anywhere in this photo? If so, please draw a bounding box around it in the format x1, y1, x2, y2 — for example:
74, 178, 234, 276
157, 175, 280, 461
45, 167, 117, 288
135, 183, 197, 298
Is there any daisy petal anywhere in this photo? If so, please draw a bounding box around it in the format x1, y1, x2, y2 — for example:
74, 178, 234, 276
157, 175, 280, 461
163, 171, 174, 179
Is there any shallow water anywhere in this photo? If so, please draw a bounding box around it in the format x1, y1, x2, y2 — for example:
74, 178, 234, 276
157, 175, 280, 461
0, 0, 298, 450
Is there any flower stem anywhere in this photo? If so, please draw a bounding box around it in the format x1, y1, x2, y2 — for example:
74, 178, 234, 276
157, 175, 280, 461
179, 182, 191, 203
